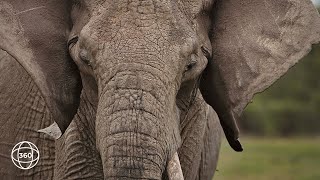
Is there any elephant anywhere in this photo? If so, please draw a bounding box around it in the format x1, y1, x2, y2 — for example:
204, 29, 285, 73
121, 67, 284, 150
0, 0, 319, 179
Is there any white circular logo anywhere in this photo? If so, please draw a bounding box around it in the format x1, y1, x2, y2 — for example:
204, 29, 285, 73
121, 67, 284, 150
11, 141, 40, 170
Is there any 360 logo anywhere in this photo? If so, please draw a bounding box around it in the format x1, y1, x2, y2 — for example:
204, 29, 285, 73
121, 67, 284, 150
11, 141, 39, 170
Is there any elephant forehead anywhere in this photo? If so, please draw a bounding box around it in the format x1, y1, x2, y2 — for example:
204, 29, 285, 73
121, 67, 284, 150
81, 0, 203, 41
87, 0, 175, 20
93, 38, 183, 77
87, 0, 187, 14
85, 0, 213, 16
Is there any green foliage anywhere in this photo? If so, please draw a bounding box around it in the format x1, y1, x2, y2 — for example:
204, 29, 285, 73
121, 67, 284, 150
215, 138, 320, 180
241, 43, 320, 136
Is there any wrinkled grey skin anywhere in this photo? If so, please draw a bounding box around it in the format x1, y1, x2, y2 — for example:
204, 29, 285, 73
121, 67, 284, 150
1, 0, 320, 179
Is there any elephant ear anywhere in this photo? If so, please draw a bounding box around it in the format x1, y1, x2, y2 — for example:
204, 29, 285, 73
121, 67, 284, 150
0, 1, 81, 138
200, 0, 320, 151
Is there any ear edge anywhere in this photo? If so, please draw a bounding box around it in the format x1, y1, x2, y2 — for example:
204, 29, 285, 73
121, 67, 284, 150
202, 0, 320, 151
199, 65, 243, 152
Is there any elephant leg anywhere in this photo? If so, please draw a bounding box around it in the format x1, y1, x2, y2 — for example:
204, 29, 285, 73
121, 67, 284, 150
0, 51, 55, 179
197, 106, 222, 180
54, 92, 103, 179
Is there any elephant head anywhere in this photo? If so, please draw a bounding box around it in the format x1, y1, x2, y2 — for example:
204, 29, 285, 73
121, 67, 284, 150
2, 0, 319, 179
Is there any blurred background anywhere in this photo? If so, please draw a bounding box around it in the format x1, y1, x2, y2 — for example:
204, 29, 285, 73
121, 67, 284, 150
215, 3, 320, 180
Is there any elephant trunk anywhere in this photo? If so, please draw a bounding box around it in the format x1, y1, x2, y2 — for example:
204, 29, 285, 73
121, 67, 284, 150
96, 71, 181, 179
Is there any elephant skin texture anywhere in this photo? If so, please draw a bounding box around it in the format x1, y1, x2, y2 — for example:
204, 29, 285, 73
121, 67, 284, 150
1, 0, 320, 179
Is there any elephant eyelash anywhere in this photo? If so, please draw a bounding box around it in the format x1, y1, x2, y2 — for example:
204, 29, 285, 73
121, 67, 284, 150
72, 0, 82, 7
68, 36, 79, 48
201, 46, 211, 59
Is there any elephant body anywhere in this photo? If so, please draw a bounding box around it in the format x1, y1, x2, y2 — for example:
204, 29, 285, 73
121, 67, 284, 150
1, 0, 320, 179
0, 49, 221, 180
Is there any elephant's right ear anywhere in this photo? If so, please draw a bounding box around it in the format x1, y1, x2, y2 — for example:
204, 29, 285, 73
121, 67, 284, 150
0, 1, 82, 138
200, 0, 320, 151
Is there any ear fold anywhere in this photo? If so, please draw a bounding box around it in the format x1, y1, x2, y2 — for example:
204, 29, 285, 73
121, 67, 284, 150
0, 1, 81, 138
200, 0, 320, 151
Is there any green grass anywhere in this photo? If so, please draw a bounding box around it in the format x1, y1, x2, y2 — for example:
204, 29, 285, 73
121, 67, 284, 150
214, 137, 320, 180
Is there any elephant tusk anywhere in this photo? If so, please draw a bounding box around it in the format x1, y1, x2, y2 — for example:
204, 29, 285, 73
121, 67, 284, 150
167, 152, 184, 180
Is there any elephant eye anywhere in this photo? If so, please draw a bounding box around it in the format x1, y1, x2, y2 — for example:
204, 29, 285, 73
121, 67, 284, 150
79, 49, 91, 67
68, 36, 79, 49
67, 36, 91, 67
185, 54, 197, 71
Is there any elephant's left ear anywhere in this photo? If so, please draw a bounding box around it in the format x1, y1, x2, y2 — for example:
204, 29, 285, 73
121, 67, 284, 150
0, 1, 82, 139
200, 0, 320, 151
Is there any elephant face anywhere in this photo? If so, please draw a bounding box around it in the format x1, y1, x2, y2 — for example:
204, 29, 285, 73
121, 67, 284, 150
2, 0, 319, 179
67, 1, 213, 178
65, 0, 320, 178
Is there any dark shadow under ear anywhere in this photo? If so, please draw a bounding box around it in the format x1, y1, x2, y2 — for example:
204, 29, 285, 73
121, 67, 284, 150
0, 0, 82, 138
201, 0, 320, 151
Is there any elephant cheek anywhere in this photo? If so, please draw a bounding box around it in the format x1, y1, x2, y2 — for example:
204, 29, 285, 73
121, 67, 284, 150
95, 87, 181, 179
